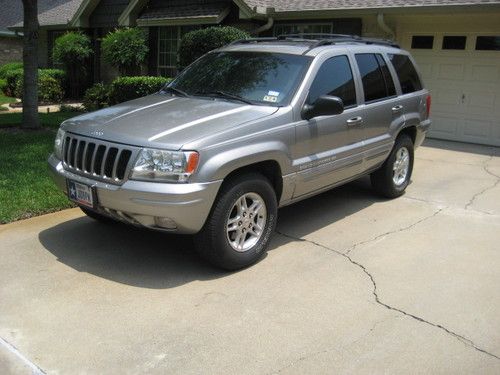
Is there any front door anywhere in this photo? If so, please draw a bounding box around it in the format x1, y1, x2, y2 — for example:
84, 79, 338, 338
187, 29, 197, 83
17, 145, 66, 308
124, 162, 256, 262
292, 54, 365, 197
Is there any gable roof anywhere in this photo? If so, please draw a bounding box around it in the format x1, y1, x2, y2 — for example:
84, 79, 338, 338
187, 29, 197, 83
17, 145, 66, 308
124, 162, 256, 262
5, 0, 86, 29
137, 0, 230, 25
244, 0, 500, 12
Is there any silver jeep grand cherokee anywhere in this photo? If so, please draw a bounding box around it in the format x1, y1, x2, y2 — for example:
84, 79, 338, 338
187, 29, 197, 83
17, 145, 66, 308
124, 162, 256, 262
49, 35, 431, 270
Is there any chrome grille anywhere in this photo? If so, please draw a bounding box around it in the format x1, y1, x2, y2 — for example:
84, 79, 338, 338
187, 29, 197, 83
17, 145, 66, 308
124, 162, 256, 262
62, 134, 135, 184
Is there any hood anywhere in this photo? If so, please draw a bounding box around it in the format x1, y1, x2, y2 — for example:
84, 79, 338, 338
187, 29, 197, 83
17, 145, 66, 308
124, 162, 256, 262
61, 94, 279, 150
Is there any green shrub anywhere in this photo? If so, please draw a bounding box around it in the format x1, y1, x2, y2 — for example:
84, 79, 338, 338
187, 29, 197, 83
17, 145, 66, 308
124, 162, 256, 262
83, 83, 110, 111
101, 28, 149, 76
109, 76, 171, 104
52, 31, 93, 98
4, 68, 23, 96
15, 75, 64, 103
179, 26, 249, 68
0, 78, 7, 95
0, 62, 23, 79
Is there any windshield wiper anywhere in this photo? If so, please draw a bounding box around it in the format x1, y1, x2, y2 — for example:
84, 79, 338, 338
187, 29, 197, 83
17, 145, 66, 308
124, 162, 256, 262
194, 90, 253, 105
162, 86, 189, 97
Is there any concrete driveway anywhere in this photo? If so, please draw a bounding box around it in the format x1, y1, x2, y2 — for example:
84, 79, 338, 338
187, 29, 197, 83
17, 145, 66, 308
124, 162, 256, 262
1, 139, 499, 374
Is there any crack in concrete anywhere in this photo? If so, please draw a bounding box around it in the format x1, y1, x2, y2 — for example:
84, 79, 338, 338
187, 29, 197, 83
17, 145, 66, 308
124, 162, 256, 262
275, 208, 500, 362
344, 208, 443, 255
465, 156, 500, 211
268, 317, 391, 375
0, 336, 46, 375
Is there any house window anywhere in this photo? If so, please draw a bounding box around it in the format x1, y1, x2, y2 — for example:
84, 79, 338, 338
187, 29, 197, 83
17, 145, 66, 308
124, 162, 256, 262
158, 25, 201, 77
442, 36, 466, 50
475, 36, 500, 51
411, 36, 434, 49
274, 23, 332, 38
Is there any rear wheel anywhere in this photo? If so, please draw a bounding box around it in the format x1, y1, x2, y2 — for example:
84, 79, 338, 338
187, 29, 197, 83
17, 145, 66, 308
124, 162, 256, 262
371, 134, 414, 198
195, 173, 277, 270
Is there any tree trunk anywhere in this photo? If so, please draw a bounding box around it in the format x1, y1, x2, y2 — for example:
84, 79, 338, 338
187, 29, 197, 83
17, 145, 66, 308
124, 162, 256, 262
21, 0, 40, 129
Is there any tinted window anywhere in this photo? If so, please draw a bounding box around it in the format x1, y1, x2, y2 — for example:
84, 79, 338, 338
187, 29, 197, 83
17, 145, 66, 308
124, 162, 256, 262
411, 36, 434, 49
442, 36, 466, 50
376, 54, 396, 97
476, 36, 500, 51
308, 55, 356, 107
355, 53, 394, 102
388, 54, 423, 94
169, 51, 312, 106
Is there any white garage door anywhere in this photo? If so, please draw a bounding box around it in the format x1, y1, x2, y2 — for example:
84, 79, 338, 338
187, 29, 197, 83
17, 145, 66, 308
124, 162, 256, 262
407, 33, 500, 146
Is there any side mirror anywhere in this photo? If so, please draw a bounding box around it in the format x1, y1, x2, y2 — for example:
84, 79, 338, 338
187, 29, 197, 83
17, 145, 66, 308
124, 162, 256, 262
302, 95, 344, 120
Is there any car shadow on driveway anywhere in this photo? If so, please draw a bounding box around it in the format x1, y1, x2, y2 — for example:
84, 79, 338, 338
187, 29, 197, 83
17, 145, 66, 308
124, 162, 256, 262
38, 177, 383, 289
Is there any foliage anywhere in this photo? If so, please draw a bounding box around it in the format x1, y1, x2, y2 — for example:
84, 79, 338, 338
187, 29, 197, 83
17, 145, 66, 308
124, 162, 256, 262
0, 78, 7, 95
52, 31, 93, 98
101, 28, 149, 76
10, 69, 66, 103
179, 26, 249, 68
0, 62, 23, 79
4, 68, 23, 96
83, 83, 110, 111
109, 76, 171, 104
52, 31, 93, 65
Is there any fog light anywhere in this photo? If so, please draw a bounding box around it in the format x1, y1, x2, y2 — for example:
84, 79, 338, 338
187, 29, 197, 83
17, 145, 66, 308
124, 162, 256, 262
154, 217, 177, 229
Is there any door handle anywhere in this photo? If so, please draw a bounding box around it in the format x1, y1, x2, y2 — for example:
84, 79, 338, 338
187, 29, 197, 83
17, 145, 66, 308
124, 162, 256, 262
347, 116, 363, 126
392, 105, 403, 113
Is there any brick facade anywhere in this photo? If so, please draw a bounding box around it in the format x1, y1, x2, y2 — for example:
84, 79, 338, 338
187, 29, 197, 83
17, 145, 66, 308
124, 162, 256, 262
0, 36, 22, 65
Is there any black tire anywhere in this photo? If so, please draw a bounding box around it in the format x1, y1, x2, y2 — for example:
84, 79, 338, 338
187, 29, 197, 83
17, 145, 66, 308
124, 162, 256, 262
195, 173, 278, 270
80, 206, 115, 224
371, 134, 414, 198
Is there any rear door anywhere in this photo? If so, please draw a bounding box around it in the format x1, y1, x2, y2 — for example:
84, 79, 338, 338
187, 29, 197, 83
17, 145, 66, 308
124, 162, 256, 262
352, 51, 405, 171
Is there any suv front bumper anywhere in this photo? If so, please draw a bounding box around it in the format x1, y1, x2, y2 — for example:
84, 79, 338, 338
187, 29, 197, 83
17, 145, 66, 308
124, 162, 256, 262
48, 154, 222, 234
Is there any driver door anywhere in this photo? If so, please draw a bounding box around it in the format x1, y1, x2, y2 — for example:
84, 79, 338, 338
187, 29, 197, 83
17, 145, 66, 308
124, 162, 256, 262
292, 54, 365, 197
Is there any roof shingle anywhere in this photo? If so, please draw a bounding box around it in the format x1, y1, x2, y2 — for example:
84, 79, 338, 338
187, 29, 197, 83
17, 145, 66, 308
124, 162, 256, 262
1, 0, 85, 30
244, 0, 500, 12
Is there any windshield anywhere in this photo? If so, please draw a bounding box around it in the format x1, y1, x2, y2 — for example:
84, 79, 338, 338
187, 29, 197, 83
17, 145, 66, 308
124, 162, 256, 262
166, 51, 312, 106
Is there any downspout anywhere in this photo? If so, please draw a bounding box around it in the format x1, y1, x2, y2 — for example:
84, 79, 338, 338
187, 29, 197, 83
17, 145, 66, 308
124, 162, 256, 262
377, 13, 395, 40
251, 17, 274, 36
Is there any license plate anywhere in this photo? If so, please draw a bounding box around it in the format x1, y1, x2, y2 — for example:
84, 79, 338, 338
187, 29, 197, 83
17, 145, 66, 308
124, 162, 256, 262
67, 180, 95, 208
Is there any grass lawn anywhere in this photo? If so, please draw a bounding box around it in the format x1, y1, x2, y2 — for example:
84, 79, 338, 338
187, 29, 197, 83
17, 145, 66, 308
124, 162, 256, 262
0, 92, 17, 111
0, 111, 82, 223
0, 111, 78, 128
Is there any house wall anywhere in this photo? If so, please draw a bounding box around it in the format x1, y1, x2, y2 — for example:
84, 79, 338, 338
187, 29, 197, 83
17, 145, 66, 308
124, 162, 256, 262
37, 29, 49, 68
0, 36, 22, 65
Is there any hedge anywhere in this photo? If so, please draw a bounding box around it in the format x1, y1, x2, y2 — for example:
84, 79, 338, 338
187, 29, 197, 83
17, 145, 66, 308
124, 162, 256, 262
83, 83, 110, 111
0, 62, 23, 79
4, 69, 66, 102
108, 76, 172, 105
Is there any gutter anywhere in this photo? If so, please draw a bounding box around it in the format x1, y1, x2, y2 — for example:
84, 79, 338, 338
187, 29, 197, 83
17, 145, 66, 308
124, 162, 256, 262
252, 17, 274, 35
377, 13, 395, 40
0, 30, 22, 38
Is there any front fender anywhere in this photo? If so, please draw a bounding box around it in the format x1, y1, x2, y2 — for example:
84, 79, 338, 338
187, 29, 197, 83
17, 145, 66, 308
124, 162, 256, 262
196, 141, 291, 182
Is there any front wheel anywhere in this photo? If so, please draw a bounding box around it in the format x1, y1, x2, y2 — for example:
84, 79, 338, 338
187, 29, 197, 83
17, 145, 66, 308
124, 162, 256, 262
371, 134, 414, 198
195, 173, 277, 270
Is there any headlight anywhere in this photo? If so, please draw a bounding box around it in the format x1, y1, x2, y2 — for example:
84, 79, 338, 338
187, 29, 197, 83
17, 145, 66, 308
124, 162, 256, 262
130, 148, 199, 183
54, 129, 65, 159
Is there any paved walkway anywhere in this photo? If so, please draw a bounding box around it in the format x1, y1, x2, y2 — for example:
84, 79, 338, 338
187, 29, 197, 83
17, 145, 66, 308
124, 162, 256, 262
1, 139, 499, 374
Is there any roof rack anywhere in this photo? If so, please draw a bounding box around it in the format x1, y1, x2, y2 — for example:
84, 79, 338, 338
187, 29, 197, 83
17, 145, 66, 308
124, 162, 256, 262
229, 34, 400, 52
